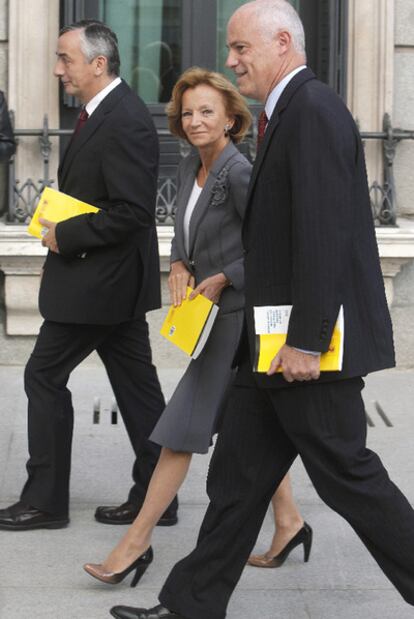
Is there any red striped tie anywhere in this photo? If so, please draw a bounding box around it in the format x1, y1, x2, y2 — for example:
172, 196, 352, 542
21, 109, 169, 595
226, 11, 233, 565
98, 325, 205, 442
257, 110, 268, 149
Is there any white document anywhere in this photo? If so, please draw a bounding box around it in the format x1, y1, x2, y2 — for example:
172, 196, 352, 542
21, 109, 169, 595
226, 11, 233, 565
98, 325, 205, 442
253, 305, 292, 335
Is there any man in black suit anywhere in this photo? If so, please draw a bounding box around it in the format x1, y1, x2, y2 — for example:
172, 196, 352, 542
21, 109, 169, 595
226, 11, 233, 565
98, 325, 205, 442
110, 2, 414, 618
0, 20, 177, 531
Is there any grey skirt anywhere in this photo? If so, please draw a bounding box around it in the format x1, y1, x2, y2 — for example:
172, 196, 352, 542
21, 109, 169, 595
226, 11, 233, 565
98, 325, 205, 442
149, 309, 244, 454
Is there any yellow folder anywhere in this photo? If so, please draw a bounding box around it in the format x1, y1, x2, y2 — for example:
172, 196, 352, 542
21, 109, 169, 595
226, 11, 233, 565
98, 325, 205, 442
27, 186, 99, 239
160, 287, 219, 359
253, 305, 344, 373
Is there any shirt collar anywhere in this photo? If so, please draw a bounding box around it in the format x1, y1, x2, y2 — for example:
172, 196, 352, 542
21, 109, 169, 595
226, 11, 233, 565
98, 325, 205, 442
264, 65, 307, 120
85, 77, 122, 117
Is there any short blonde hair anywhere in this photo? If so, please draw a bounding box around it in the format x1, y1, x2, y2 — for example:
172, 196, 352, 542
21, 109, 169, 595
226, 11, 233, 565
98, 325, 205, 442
166, 67, 252, 144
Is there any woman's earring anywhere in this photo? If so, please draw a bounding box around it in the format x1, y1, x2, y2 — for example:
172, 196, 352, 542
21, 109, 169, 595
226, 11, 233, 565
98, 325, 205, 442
224, 124, 231, 137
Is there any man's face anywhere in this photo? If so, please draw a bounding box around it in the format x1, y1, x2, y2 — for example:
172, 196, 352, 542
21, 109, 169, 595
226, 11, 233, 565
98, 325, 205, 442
226, 9, 280, 103
54, 29, 97, 103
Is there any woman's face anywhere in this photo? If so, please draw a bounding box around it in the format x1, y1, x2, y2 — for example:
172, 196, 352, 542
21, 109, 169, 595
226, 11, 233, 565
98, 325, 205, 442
181, 84, 233, 151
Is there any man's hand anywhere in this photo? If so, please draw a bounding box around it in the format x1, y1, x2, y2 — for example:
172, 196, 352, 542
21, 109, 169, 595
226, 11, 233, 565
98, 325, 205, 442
267, 344, 321, 382
168, 261, 195, 306
39, 218, 59, 254
189, 272, 229, 304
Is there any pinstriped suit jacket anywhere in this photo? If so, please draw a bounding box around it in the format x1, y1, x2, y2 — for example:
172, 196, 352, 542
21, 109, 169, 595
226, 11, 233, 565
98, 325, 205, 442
240, 68, 395, 388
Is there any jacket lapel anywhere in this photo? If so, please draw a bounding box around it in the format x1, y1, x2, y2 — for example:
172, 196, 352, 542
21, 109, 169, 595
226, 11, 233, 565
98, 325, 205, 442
58, 81, 130, 188
174, 153, 200, 260
188, 142, 240, 257
244, 68, 316, 210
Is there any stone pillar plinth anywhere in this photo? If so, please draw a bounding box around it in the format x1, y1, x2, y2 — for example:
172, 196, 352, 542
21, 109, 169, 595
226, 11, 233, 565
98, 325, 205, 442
376, 221, 414, 306
0, 223, 46, 334
2, 259, 43, 335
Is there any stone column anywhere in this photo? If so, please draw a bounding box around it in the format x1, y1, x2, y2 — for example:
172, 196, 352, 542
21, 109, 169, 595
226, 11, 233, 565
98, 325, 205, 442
393, 0, 414, 217
8, 0, 60, 190
0, 0, 10, 214
0, 0, 8, 88
347, 0, 394, 187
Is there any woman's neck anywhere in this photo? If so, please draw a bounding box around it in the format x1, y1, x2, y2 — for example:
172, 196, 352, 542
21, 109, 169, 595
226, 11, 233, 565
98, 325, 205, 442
197, 139, 230, 186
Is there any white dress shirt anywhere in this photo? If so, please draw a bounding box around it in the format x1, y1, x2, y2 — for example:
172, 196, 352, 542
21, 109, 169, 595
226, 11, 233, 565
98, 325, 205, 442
264, 65, 306, 122
85, 76, 122, 117
183, 179, 203, 256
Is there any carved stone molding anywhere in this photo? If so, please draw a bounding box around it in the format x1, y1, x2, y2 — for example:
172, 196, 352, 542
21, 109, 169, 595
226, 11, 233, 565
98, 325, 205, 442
376, 220, 414, 305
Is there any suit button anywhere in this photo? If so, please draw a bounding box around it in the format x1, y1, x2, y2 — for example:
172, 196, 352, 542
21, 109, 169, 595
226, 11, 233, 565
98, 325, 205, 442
189, 260, 195, 266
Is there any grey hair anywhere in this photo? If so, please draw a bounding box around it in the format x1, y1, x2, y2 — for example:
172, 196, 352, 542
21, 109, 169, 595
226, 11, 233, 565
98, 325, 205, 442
60, 20, 120, 76
240, 0, 306, 56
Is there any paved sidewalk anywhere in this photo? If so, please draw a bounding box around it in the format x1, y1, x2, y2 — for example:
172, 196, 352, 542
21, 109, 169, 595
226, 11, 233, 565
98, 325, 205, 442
0, 365, 413, 619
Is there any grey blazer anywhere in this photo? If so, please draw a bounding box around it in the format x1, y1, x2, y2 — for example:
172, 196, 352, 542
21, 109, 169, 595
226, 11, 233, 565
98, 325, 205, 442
171, 141, 252, 314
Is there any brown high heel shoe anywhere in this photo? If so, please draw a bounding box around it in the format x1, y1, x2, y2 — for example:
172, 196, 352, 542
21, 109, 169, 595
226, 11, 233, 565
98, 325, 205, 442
247, 522, 312, 568
83, 546, 153, 587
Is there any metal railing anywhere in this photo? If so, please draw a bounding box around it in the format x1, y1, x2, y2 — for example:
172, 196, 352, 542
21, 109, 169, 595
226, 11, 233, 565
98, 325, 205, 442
359, 114, 414, 226
4, 111, 414, 227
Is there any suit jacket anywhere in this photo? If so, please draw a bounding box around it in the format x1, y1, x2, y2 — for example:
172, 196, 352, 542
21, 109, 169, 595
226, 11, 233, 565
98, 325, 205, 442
39, 80, 161, 325
171, 141, 251, 315
0, 91, 15, 162
241, 68, 395, 388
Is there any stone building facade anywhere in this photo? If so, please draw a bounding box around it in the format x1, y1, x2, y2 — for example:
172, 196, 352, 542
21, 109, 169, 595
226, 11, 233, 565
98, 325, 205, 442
0, 0, 413, 367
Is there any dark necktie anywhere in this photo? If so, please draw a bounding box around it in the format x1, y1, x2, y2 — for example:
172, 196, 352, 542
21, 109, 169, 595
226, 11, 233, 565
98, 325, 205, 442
73, 108, 89, 137
257, 110, 269, 149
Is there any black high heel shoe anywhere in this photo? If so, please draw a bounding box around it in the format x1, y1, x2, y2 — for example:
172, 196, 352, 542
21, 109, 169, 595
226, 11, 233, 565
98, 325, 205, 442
247, 522, 312, 568
83, 546, 153, 587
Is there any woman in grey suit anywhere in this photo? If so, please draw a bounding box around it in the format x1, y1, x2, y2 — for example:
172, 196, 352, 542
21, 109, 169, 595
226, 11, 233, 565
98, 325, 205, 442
84, 68, 308, 586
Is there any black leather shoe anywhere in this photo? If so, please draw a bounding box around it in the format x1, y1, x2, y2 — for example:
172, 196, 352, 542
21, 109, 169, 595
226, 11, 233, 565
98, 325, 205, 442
110, 604, 185, 619
95, 502, 178, 526
0, 501, 69, 530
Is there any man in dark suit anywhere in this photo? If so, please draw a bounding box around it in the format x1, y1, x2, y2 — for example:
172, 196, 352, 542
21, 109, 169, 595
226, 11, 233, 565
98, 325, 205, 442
110, 2, 414, 618
0, 20, 177, 531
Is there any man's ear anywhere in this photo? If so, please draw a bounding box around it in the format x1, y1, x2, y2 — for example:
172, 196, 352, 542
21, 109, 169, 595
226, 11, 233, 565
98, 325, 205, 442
94, 55, 108, 76
276, 30, 292, 54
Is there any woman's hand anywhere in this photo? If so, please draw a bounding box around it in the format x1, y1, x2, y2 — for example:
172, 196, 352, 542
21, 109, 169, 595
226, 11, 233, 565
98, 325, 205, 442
168, 261, 195, 306
189, 272, 229, 304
